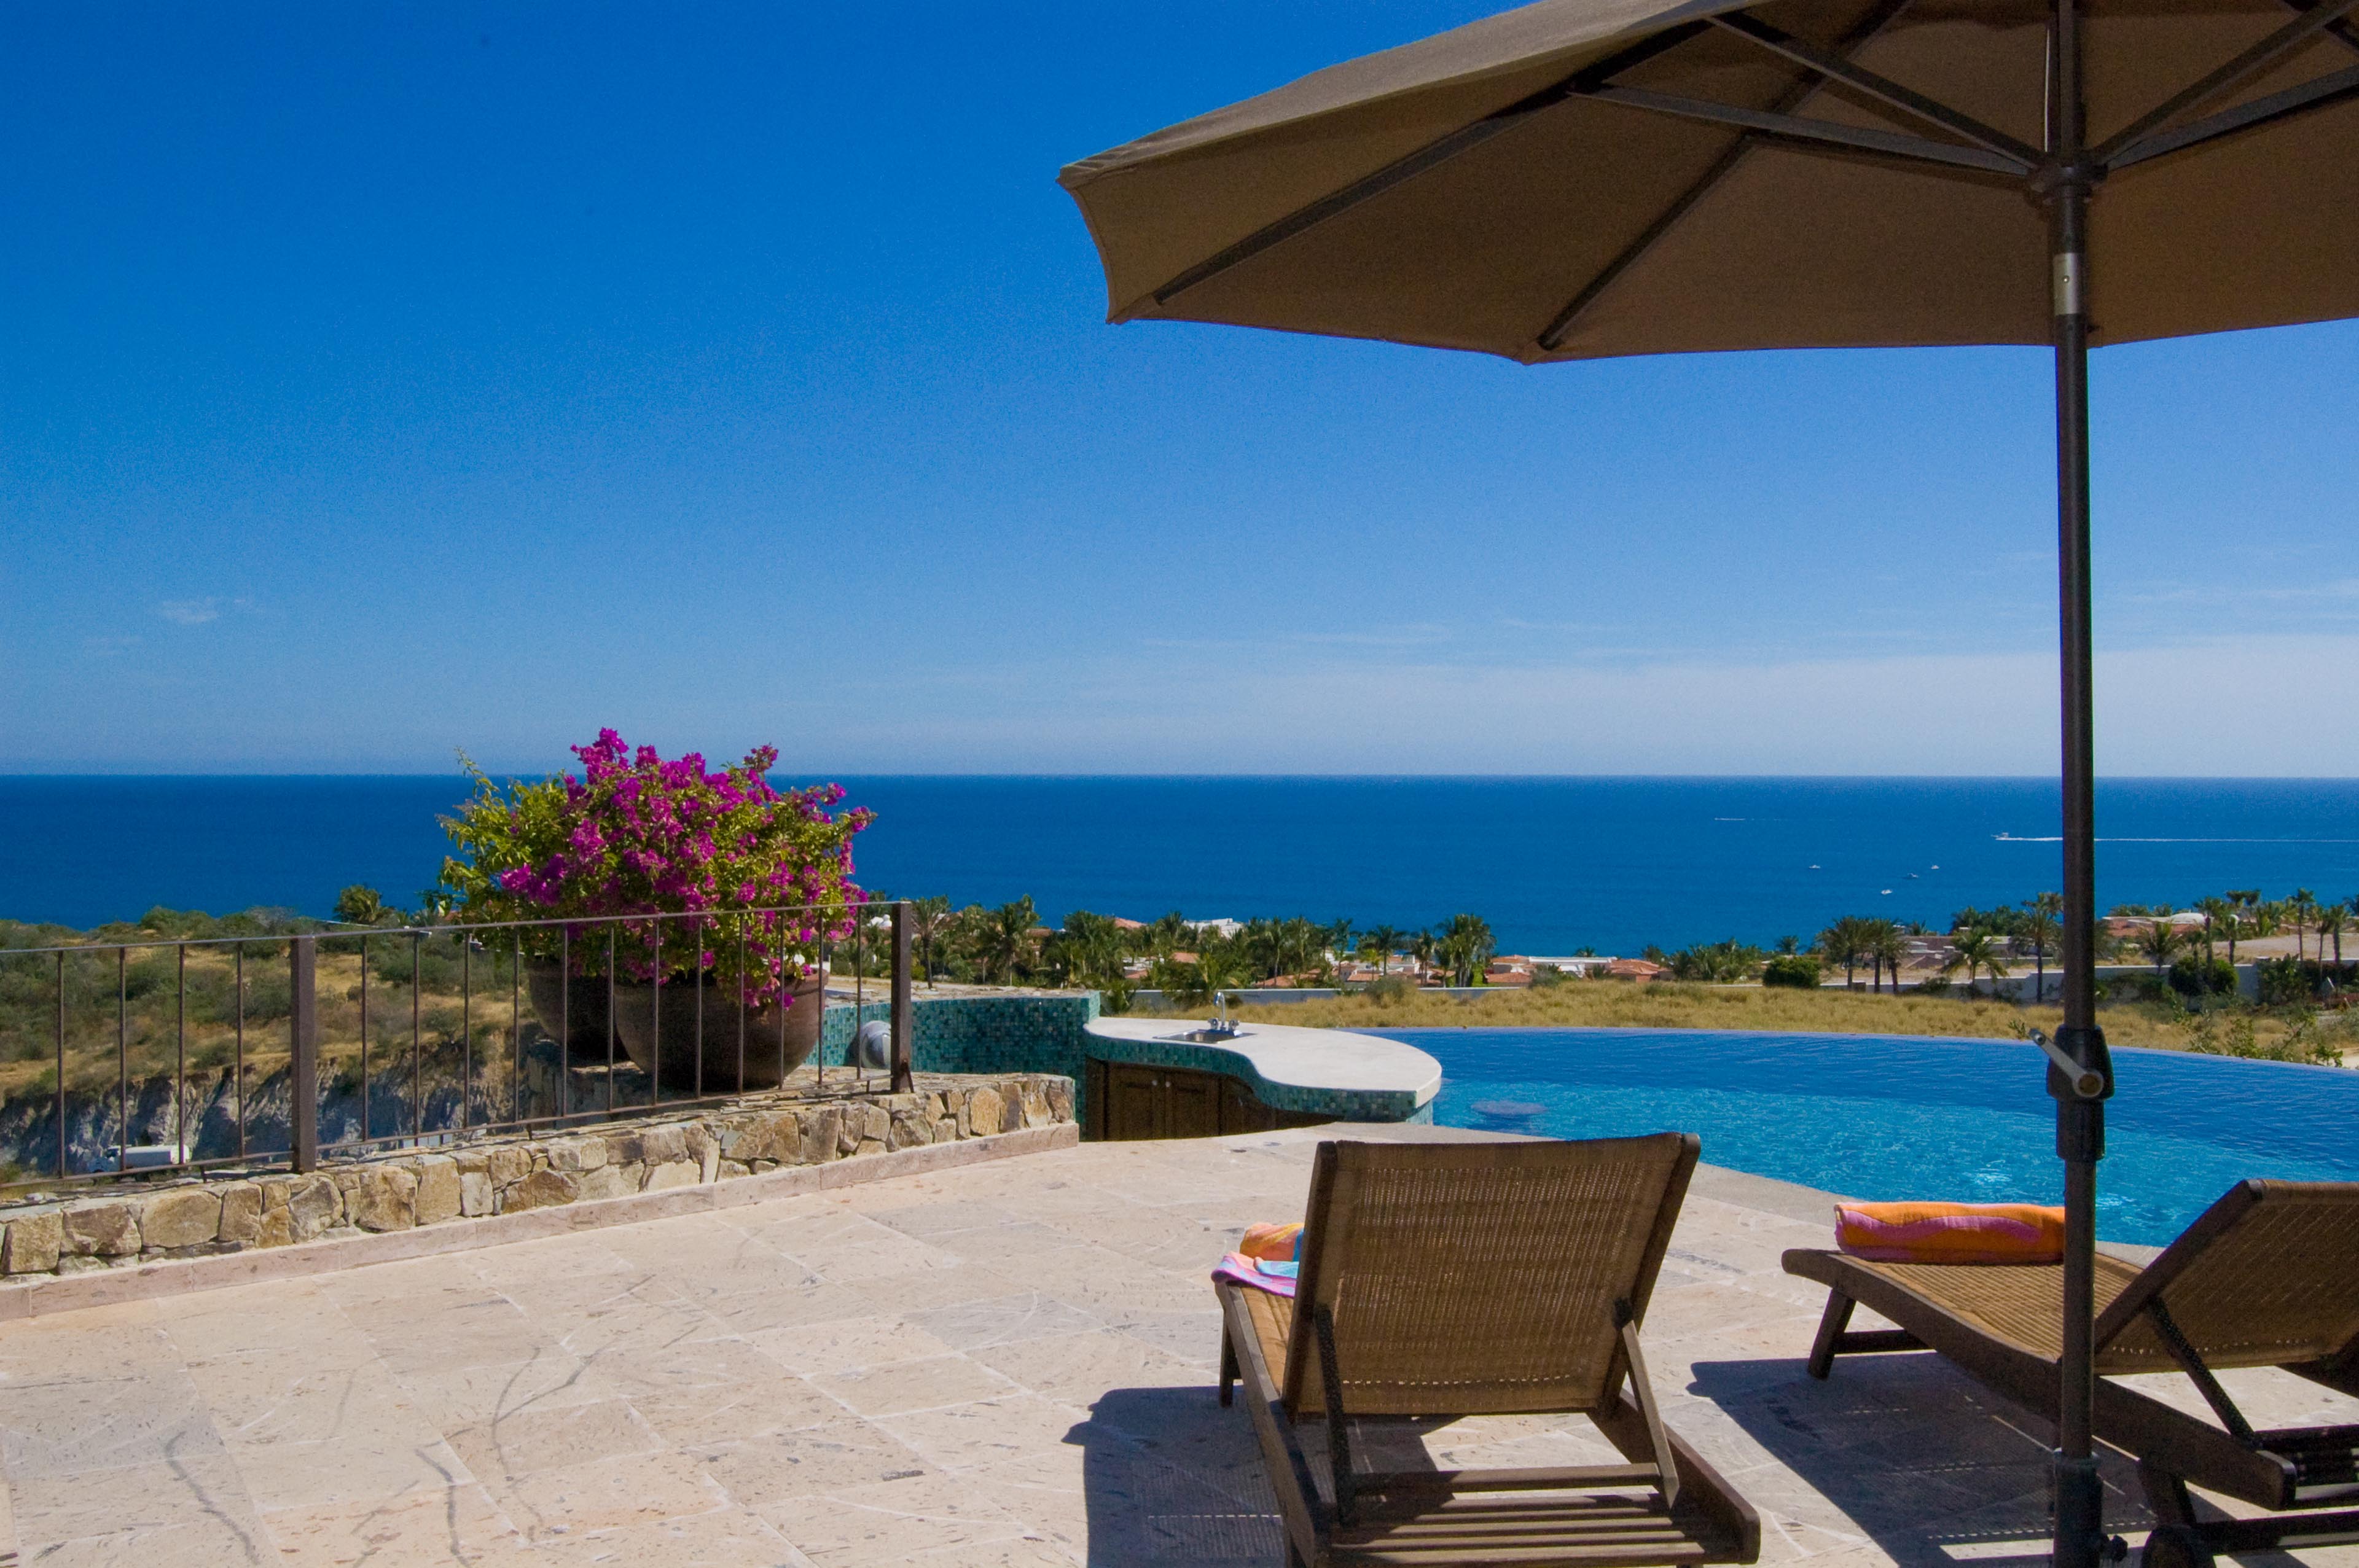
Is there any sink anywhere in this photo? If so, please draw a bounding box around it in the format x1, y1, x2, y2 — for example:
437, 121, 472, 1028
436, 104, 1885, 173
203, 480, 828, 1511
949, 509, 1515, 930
1164, 1028, 1244, 1044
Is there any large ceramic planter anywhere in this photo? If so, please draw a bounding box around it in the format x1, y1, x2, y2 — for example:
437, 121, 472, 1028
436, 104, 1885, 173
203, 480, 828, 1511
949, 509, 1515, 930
612, 970, 825, 1091
524, 962, 618, 1067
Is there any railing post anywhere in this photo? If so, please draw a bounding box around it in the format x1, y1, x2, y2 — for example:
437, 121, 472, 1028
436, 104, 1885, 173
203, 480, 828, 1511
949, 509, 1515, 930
890, 902, 913, 1094
290, 936, 319, 1172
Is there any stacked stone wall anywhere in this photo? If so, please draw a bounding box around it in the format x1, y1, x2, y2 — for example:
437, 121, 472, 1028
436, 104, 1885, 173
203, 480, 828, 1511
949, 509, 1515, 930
0, 1072, 1070, 1281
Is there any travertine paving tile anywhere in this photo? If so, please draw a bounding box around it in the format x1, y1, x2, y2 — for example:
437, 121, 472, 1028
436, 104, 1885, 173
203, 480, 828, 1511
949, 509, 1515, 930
491, 1449, 729, 1541
758, 1472, 1027, 1566
811, 1351, 1020, 1417
3, 1125, 2355, 1568
976, 1327, 1205, 1405
689, 1421, 934, 1505
259, 1480, 522, 1566
906, 1289, 1104, 1352
743, 1313, 957, 1375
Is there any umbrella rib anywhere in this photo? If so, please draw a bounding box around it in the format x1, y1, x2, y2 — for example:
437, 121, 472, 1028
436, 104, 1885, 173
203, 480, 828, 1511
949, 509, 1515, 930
1706, 12, 2041, 168
1575, 87, 2025, 176
2104, 59, 2359, 169
1148, 23, 1710, 307
1535, 0, 1919, 353
2092, 0, 2359, 164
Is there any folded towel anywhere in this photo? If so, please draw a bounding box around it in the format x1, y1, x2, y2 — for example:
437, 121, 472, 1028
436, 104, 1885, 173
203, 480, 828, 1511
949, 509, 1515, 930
1835, 1201, 2065, 1264
1214, 1252, 1299, 1298
1215, 1220, 1305, 1298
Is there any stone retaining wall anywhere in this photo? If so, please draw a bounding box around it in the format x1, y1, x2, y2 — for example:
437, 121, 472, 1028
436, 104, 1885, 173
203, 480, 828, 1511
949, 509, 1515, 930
0, 1072, 1070, 1281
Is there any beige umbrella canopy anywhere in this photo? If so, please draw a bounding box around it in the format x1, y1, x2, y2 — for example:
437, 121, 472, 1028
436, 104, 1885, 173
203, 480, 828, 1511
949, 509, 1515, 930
1061, 5, 2359, 1566
1061, 0, 2359, 362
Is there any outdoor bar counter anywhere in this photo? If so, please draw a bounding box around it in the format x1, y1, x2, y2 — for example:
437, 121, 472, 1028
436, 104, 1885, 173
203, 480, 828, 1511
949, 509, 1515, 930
1081, 1015, 1440, 1140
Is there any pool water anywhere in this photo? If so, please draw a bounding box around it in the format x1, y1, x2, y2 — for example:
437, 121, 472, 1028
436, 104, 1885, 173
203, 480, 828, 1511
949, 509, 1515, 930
1381, 1028, 2359, 1247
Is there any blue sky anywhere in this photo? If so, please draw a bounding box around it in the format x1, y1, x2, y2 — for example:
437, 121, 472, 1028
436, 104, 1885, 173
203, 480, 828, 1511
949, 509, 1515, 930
4, 1, 2355, 777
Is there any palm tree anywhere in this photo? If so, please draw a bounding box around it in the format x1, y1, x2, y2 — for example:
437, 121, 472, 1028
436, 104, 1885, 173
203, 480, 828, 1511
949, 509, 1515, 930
1409, 930, 1438, 980
2221, 889, 2263, 967
1361, 924, 1404, 978
2318, 902, 2348, 969
1148, 910, 1192, 958
1055, 910, 1124, 988
2193, 895, 2234, 967
1868, 920, 1907, 995
1945, 930, 2010, 997
906, 895, 953, 985
2137, 916, 2184, 977
1817, 917, 1865, 989
2291, 889, 2320, 962
974, 896, 1038, 985
2022, 892, 2062, 1001
1436, 913, 1494, 987
2253, 899, 2285, 948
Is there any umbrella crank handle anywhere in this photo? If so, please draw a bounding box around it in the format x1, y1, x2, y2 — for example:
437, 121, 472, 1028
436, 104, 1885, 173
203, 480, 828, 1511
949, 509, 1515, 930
2027, 1028, 2107, 1101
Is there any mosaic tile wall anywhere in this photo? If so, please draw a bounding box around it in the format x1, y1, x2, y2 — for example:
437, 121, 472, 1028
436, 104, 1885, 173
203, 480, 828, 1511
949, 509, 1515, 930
818, 993, 1428, 1127
819, 993, 1103, 1120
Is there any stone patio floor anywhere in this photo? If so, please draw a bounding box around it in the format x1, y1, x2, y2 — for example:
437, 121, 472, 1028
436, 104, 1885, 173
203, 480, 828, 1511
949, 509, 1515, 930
2, 1123, 2354, 1567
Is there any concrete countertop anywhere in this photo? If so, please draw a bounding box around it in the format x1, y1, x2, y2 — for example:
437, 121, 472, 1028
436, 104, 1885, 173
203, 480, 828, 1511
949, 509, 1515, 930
1083, 1015, 1441, 1118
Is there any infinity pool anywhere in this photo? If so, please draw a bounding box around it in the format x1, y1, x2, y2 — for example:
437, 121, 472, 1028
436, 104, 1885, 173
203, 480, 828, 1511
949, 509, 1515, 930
1382, 1028, 2359, 1246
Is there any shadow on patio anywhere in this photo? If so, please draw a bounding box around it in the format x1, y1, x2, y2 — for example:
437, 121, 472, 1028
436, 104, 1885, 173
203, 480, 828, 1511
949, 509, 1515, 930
1688, 1353, 2168, 1568
1076, 1386, 1288, 1567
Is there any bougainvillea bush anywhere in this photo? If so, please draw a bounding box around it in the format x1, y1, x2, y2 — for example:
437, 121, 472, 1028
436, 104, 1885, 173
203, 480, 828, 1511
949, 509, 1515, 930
439, 731, 873, 1004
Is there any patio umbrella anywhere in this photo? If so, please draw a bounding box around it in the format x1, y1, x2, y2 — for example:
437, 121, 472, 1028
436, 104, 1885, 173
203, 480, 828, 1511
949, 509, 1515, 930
1056, 2, 2359, 1562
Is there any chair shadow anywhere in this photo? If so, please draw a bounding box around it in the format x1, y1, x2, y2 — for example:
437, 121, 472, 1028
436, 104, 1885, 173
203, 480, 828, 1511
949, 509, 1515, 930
1689, 1352, 2186, 1567
1074, 1385, 1291, 1567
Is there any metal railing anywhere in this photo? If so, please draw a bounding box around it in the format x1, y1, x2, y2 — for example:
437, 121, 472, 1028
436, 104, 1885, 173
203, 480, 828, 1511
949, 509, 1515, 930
0, 900, 913, 1191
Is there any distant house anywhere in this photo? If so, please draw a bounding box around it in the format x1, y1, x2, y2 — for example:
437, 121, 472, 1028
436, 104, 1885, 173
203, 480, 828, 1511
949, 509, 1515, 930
1111, 918, 1147, 932
1485, 956, 1535, 987
1604, 958, 1664, 981
1186, 918, 1244, 939
1529, 956, 1616, 977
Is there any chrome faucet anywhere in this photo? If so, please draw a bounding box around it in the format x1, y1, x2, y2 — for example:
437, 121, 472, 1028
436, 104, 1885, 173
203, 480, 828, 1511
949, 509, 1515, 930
1210, 993, 1235, 1036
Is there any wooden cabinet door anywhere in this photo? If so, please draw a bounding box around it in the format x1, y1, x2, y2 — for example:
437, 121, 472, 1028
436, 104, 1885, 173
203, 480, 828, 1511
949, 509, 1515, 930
1165, 1068, 1222, 1139
1106, 1063, 1166, 1141
1219, 1075, 1277, 1135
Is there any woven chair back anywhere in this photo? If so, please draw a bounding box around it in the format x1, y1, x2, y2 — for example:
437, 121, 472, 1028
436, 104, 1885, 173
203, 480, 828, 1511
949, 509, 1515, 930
2096, 1180, 2359, 1373
1283, 1133, 1698, 1418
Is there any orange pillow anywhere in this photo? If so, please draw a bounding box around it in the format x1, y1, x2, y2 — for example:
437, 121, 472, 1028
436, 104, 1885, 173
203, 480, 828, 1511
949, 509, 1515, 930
1834, 1201, 2065, 1264
1238, 1221, 1302, 1262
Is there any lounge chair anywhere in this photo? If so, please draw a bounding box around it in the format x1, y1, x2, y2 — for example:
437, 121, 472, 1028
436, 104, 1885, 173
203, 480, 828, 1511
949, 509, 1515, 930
1783, 1179, 2359, 1568
1216, 1134, 1761, 1567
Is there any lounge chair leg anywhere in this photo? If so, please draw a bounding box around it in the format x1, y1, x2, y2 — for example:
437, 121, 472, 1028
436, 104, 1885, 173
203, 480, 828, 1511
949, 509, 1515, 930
2136, 1461, 2198, 1529
1219, 1322, 1238, 1407
1807, 1292, 1855, 1380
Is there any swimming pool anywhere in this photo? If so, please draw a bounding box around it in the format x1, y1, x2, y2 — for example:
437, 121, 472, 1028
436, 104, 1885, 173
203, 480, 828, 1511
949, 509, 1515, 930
1380, 1028, 2359, 1247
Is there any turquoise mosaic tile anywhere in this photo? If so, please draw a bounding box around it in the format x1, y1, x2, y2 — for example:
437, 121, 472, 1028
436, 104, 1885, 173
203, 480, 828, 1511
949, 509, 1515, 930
817, 993, 1425, 1128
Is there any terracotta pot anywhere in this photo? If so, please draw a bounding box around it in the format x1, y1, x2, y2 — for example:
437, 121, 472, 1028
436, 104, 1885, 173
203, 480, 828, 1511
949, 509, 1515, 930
611, 970, 824, 1091
524, 962, 617, 1067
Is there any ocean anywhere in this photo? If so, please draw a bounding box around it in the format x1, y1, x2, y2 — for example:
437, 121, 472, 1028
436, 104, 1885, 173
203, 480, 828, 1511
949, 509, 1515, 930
3, 775, 2357, 954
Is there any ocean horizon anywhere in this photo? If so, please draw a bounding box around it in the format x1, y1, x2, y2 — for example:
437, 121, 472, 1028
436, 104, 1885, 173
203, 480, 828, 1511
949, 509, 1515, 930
4, 774, 2357, 954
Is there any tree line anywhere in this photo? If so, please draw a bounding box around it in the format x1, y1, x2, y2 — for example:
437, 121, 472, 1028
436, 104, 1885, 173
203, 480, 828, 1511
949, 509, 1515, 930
882, 899, 1499, 1006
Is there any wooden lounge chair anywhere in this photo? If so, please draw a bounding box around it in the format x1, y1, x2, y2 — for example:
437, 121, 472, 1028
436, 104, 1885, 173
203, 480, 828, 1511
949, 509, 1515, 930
1216, 1134, 1760, 1567
1783, 1179, 2359, 1568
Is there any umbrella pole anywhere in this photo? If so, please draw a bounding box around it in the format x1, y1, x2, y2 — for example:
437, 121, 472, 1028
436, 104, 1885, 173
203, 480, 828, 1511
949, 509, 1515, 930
2046, 1, 2118, 1564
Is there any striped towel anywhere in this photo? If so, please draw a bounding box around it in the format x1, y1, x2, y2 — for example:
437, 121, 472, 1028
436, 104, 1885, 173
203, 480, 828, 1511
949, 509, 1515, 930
1213, 1220, 1303, 1298
1834, 1201, 2065, 1264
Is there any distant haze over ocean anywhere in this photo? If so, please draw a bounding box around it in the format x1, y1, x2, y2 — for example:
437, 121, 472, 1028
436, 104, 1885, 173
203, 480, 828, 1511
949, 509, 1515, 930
3, 776, 2356, 954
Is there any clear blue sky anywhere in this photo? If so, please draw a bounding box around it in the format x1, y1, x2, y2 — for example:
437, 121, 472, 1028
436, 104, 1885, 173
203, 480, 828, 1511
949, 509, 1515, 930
5, 2, 2354, 777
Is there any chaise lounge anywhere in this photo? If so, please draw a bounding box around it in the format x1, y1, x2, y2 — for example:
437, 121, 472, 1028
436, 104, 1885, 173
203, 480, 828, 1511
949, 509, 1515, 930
1216, 1133, 1761, 1568
1784, 1179, 2359, 1568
